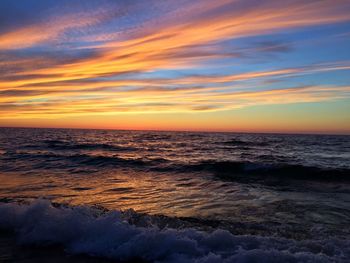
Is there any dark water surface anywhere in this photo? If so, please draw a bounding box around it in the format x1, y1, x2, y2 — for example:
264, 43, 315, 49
0, 127, 349, 262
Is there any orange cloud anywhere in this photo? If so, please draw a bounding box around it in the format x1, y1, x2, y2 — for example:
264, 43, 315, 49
1, 85, 349, 119
0, 0, 350, 121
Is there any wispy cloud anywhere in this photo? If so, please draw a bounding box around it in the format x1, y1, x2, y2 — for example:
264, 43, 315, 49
1, 84, 350, 118
0, 0, 350, 119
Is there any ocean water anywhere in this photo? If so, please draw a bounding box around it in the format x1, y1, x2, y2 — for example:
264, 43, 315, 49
0, 127, 349, 262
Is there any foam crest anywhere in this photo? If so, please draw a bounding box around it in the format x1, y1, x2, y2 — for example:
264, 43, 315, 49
0, 200, 349, 262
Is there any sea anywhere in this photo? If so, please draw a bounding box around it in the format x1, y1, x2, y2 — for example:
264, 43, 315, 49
0, 127, 349, 262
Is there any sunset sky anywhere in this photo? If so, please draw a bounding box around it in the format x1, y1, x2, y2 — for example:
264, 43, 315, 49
0, 0, 350, 134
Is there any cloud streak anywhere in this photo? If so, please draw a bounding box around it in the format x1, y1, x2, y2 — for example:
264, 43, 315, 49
1, 84, 349, 118
0, 0, 350, 120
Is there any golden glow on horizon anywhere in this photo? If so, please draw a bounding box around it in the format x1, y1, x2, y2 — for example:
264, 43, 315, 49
1, 100, 349, 135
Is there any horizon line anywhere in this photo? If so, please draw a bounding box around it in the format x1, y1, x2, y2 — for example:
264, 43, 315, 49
0, 126, 349, 136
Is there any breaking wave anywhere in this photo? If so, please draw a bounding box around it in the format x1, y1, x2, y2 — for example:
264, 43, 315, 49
1, 200, 349, 263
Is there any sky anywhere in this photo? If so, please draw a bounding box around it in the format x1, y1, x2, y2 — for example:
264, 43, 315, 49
0, 0, 350, 134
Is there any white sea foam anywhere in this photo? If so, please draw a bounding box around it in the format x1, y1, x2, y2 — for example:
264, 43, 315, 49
0, 200, 349, 262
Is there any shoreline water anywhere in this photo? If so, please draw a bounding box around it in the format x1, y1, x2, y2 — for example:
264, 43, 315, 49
1, 199, 349, 263
0, 231, 120, 263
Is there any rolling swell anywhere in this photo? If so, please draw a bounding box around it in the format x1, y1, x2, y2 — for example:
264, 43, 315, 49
1, 148, 349, 182
183, 160, 350, 181
68, 154, 149, 167
44, 139, 136, 152
222, 139, 269, 147
0, 151, 166, 170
